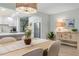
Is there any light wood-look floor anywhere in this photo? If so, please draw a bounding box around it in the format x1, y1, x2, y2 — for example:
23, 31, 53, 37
59, 45, 78, 56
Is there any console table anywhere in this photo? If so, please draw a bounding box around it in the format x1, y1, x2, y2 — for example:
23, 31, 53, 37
56, 32, 79, 47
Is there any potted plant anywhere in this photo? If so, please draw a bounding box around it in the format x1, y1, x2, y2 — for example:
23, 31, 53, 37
48, 32, 55, 40
24, 26, 32, 45
72, 28, 78, 32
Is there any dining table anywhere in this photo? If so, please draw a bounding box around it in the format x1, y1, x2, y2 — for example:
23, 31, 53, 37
0, 39, 54, 56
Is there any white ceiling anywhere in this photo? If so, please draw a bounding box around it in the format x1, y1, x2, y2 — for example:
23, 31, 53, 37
0, 3, 15, 16
37, 3, 79, 14
0, 3, 79, 15
0, 7, 15, 17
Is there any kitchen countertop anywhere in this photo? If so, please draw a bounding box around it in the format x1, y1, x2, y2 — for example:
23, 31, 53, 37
0, 32, 24, 36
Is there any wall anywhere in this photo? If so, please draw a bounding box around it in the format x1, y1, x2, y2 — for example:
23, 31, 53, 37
29, 12, 50, 39
50, 8, 79, 32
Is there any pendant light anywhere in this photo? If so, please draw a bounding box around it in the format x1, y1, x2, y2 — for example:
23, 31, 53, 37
16, 3, 37, 14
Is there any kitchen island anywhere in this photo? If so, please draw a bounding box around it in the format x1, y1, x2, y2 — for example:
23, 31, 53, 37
0, 32, 24, 40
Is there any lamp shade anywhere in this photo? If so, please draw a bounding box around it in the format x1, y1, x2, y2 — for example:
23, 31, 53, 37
16, 3, 37, 14
56, 19, 66, 32
56, 19, 65, 27
56, 22, 65, 27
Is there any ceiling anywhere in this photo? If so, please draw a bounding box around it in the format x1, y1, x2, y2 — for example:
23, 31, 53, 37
37, 3, 79, 14
0, 3, 79, 15
0, 3, 15, 16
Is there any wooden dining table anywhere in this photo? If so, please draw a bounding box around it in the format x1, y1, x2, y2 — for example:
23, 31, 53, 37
0, 39, 54, 56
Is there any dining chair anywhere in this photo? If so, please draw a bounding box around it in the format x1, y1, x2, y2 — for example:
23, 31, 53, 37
43, 40, 60, 56
23, 48, 43, 56
48, 40, 60, 56
0, 37, 16, 44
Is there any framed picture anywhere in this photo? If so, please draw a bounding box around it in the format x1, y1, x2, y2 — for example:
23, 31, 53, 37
65, 18, 75, 28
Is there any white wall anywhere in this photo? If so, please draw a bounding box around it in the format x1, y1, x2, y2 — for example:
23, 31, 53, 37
29, 15, 41, 38
29, 12, 50, 39
50, 8, 79, 32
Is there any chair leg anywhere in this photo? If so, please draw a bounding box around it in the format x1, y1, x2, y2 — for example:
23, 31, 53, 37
43, 49, 48, 56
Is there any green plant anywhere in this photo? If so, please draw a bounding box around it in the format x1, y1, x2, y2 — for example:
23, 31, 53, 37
25, 26, 31, 38
48, 32, 55, 40
72, 28, 77, 32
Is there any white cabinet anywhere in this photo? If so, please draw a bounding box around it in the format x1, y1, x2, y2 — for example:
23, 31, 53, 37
0, 24, 10, 33
56, 32, 78, 47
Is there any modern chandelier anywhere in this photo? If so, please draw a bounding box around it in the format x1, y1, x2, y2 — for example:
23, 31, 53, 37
16, 3, 37, 14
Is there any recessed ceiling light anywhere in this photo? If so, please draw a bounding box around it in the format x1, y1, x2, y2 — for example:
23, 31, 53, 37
0, 7, 6, 11
7, 17, 13, 21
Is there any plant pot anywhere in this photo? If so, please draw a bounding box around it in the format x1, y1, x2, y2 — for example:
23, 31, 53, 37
49, 37, 55, 41
24, 38, 31, 45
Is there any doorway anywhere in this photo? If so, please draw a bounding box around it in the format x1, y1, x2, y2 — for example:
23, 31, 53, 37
34, 22, 41, 38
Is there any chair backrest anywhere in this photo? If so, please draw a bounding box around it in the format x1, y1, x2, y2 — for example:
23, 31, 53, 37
0, 37, 16, 44
48, 40, 60, 56
23, 48, 43, 56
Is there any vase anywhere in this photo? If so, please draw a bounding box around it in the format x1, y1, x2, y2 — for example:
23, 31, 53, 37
24, 38, 31, 45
